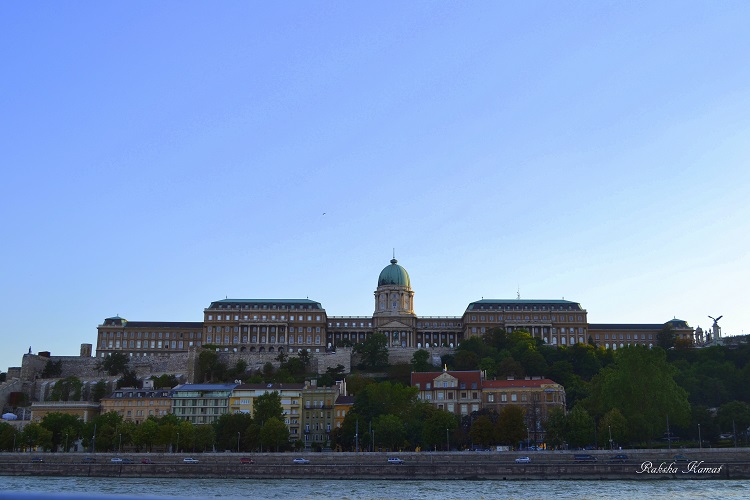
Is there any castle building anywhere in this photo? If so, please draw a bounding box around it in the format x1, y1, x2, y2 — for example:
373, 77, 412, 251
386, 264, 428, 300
93, 258, 695, 360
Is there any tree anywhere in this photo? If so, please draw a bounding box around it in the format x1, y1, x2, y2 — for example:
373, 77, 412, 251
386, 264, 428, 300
598, 408, 627, 449
214, 412, 254, 451
194, 424, 216, 452
469, 415, 495, 448
97, 352, 130, 376
453, 350, 480, 371
591, 346, 690, 443
261, 417, 289, 452
40, 412, 83, 451
151, 374, 179, 389
253, 391, 284, 424
496, 406, 526, 446
41, 360, 63, 378
0, 422, 20, 451
133, 419, 159, 452
21, 423, 52, 451
91, 380, 107, 402
410, 349, 433, 372
717, 401, 750, 441
374, 414, 406, 451
423, 409, 459, 451
657, 325, 675, 350
298, 349, 311, 368
116, 368, 141, 389
354, 333, 389, 371
566, 404, 595, 448
50, 377, 83, 401
543, 407, 567, 449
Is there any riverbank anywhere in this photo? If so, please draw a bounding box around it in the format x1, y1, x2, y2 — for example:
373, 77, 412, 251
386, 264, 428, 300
2, 448, 749, 480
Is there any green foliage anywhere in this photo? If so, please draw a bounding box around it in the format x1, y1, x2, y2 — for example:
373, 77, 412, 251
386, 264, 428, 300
410, 349, 433, 372
469, 415, 495, 447
717, 400, 750, 437
197, 349, 227, 383
566, 404, 595, 448
354, 333, 390, 371
21, 423, 52, 451
116, 369, 141, 389
261, 417, 290, 451
598, 408, 627, 449
214, 412, 254, 451
151, 374, 179, 389
40, 412, 83, 451
422, 408, 459, 450
589, 346, 690, 442
543, 407, 567, 449
41, 360, 63, 378
49, 376, 83, 401
496, 405, 526, 445
318, 364, 347, 387
253, 391, 284, 424
97, 352, 130, 376
91, 380, 107, 402
373, 414, 406, 450
0, 422, 19, 451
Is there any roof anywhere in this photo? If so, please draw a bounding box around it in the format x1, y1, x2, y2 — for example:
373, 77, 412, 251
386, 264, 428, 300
482, 378, 562, 389
335, 395, 356, 405
207, 298, 324, 310
234, 383, 305, 391
466, 299, 584, 311
378, 259, 411, 287
589, 324, 666, 330
171, 383, 238, 392
121, 321, 203, 329
410, 370, 483, 388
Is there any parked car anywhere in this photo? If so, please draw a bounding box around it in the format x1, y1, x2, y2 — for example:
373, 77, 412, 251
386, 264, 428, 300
240, 457, 255, 464
387, 457, 404, 464
31, 457, 44, 463
515, 456, 531, 464
141, 458, 154, 464
293, 457, 310, 464
673, 454, 690, 463
110, 458, 123, 463
609, 454, 629, 463
573, 454, 597, 462
183, 457, 199, 463
122, 458, 134, 464
81, 457, 96, 464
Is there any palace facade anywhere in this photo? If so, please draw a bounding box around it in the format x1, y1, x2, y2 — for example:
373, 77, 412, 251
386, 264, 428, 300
94, 258, 695, 360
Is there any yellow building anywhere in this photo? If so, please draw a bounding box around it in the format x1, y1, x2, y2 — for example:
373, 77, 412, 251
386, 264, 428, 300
230, 383, 304, 441
99, 386, 172, 423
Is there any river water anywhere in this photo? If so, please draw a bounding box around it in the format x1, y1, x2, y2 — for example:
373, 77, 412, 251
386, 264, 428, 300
1, 477, 749, 500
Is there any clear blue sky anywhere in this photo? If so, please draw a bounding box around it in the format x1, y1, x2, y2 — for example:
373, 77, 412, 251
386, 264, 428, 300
2, 2, 749, 373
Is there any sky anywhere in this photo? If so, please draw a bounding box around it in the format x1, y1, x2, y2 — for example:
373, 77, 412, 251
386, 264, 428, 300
1, 1, 749, 373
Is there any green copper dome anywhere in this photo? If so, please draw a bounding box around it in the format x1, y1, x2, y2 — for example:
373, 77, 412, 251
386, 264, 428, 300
378, 258, 411, 287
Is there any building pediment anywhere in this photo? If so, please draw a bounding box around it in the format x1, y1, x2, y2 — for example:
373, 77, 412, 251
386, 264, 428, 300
378, 320, 413, 330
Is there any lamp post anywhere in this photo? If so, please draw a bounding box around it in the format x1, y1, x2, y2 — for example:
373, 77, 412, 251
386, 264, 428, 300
65, 433, 69, 453
176, 432, 180, 453
92, 423, 97, 453
446, 428, 449, 452
608, 425, 613, 450
698, 423, 702, 449
119, 433, 122, 453
237, 432, 241, 453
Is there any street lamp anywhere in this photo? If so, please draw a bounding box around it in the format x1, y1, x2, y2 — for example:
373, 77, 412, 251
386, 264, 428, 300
119, 433, 122, 453
698, 423, 702, 449
446, 428, 449, 452
237, 432, 241, 453
65, 433, 69, 453
176, 432, 180, 453
608, 425, 613, 450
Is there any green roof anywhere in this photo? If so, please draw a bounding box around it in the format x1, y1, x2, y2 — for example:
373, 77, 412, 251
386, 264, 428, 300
377, 259, 411, 287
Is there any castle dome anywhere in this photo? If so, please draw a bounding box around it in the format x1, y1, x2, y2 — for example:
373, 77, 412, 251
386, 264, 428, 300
378, 258, 411, 287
